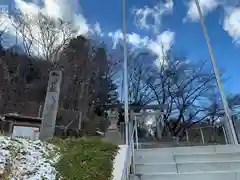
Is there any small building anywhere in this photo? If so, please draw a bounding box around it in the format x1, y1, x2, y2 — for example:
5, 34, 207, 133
1, 114, 42, 140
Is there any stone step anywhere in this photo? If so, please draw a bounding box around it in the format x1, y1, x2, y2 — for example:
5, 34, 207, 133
135, 151, 240, 164
135, 161, 240, 174
130, 171, 240, 180
136, 145, 240, 155
138, 142, 225, 149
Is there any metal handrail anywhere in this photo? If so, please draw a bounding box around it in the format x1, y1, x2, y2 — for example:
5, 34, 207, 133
185, 125, 227, 144
194, 0, 238, 145
121, 118, 138, 180
130, 119, 136, 174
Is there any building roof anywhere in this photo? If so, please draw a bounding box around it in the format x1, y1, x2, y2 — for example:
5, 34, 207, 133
4, 114, 42, 124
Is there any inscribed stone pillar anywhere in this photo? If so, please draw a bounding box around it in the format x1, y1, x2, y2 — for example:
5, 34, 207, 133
39, 71, 62, 140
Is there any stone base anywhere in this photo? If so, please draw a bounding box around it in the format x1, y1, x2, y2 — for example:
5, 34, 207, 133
103, 129, 124, 145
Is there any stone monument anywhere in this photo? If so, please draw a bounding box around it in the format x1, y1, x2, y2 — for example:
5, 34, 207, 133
39, 71, 62, 140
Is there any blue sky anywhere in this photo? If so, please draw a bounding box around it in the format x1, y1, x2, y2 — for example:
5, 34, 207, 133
1, 0, 240, 94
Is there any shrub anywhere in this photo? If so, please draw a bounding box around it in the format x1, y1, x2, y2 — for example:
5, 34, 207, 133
52, 137, 119, 180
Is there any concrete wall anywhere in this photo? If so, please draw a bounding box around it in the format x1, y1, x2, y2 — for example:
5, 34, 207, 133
112, 145, 129, 180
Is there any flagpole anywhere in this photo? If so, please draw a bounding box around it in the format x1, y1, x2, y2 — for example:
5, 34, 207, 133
194, 0, 238, 144
122, 0, 129, 145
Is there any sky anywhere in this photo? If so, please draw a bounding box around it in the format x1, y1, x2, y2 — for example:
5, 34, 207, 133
1, 0, 240, 94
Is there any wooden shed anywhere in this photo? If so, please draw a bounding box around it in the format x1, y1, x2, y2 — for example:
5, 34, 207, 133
1, 114, 42, 139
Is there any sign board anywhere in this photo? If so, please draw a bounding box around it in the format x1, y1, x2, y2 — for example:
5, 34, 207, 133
12, 126, 40, 140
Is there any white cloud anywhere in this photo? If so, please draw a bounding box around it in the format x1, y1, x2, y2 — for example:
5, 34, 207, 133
127, 33, 149, 47
108, 30, 124, 49
2, 0, 175, 64
184, 0, 240, 46
147, 31, 174, 66
14, 0, 89, 35
221, 0, 240, 7
185, 0, 220, 21
108, 30, 174, 66
93, 22, 104, 37
14, 0, 41, 16
126, 1, 175, 66
132, 0, 173, 33
42, 0, 85, 28
108, 30, 149, 48
0, 15, 11, 31
223, 7, 240, 44
1, 0, 106, 49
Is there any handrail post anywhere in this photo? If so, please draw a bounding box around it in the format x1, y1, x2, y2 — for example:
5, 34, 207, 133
131, 130, 135, 174
222, 125, 228, 144
186, 130, 189, 143
128, 118, 135, 175
200, 128, 205, 144
134, 116, 139, 150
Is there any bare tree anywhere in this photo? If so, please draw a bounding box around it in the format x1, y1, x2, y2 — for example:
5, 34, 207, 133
0, 17, 8, 50
116, 47, 223, 139
126, 50, 157, 108
147, 57, 178, 119
10, 11, 76, 66
206, 93, 240, 123
134, 53, 218, 137
168, 60, 216, 136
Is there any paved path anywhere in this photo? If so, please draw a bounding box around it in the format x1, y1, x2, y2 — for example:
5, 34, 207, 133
103, 119, 124, 145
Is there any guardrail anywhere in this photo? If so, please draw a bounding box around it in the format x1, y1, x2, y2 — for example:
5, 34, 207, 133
120, 117, 138, 180
184, 125, 227, 144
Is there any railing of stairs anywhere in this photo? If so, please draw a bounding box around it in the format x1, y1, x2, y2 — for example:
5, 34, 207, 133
121, 117, 139, 180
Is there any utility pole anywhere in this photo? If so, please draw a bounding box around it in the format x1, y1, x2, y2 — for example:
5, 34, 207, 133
194, 0, 238, 144
122, 0, 129, 145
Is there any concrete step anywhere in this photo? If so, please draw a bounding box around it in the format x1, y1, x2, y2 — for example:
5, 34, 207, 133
135, 145, 240, 164
135, 161, 240, 174
136, 163, 176, 174
138, 142, 225, 149
175, 152, 240, 163
130, 171, 240, 180
135, 151, 240, 164
136, 145, 240, 156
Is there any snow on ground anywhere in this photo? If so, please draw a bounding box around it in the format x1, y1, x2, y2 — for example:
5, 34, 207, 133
0, 136, 60, 180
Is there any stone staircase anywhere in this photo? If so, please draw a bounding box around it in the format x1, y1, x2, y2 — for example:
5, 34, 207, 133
130, 145, 240, 180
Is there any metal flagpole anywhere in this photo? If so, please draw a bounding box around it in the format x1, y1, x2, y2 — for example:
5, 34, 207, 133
194, 0, 238, 144
122, 0, 129, 145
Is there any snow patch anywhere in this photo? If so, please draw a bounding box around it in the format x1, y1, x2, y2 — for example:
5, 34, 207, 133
0, 136, 60, 180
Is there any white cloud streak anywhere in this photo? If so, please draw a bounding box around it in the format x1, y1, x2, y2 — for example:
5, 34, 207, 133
110, 0, 175, 66
185, 0, 220, 22
108, 29, 174, 66
108, 30, 124, 49
223, 7, 240, 44
184, 0, 240, 46
132, 0, 173, 33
